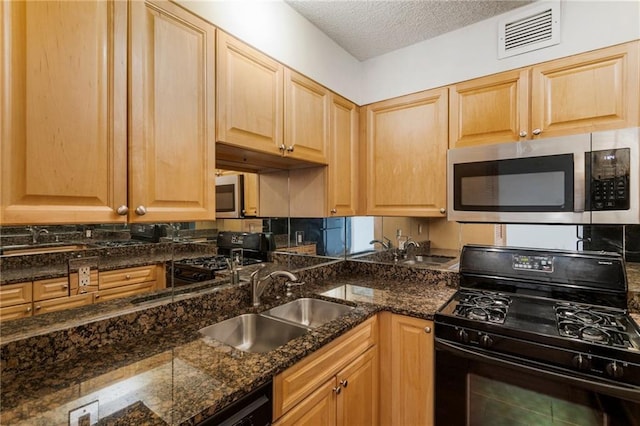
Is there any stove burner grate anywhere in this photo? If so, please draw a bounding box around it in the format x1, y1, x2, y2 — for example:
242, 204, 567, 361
453, 290, 511, 324
556, 303, 632, 349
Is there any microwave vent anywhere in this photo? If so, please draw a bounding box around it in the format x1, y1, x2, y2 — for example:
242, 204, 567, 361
498, 1, 560, 59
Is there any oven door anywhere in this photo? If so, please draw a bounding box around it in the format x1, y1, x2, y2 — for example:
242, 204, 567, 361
435, 339, 640, 426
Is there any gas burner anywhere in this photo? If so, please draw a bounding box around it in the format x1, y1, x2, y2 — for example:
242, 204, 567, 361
453, 290, 511, 324
556, 303, 632, 348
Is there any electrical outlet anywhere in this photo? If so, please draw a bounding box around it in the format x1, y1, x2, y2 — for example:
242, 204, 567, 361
79, 266, 91, 287
69, 400, 98, 426
85, 229, 92, 238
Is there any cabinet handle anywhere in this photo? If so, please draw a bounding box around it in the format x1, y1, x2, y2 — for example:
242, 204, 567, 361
532, 128, 542, 136
135, 205, 147, 216
340, 379, 348, 388
286, 145, 295, 152
62, 284, 68, 290
125, 274, 131, 280
279, 144, 286, 152
424, 326, 432, 334
35, 305, 41, 310
116, 205, 129, 215
439, 208, 446, 214
331, 208, 337, 214
519, 130, 527, 138
332, 386, 341, 395
26, 307, 32, 312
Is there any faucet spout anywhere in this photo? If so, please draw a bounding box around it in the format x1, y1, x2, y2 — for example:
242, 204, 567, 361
369, 236, 393, 250
250, 266, 298, 307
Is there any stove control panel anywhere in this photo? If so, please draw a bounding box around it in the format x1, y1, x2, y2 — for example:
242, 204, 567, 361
512, 254, 554, 272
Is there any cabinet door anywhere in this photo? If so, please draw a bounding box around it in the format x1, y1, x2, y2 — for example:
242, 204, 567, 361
1, 0, 128, 225
0, 282, 32, 308
386, 315, 434, 426
449, 69, 529, 148
243, 173, 259, 216
274, 378, 337, 426
284, 69, 330, 164
328, 94, 359, 216
129, 0, 215, 222
217, 31, 284, 154
336, 346, 378, 426
531, 41, 640, 138
33, 293, 93, 316
365, 88, 448, 216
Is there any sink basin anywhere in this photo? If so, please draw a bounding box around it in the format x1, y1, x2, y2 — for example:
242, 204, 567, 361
199, 314, 308, 353
402, 255, 454, 266
262, 298, 354, 329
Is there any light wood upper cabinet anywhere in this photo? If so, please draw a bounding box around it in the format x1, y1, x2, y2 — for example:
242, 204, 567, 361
380, 313, 434, 426
449, 41, 639, 148
129, 0, 216, 222
531, 41, 639, 138
216, 31, 284, 154
364, 88, 448, 217
449, 69, 529, 148
284, 69, 330, 164
1, 0, 128, 225
328, 94, 359, 216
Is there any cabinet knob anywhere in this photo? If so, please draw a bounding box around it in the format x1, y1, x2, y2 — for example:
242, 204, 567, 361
340, 379, 348, 388
424, 326, 432, 334
62, 284, 68, 290
125, 274, 131, 280
135, 205, 147, 216
279, 144, 286, 152
287, 145, 295, 152
332, 386, 341, 395
439, 208, 446, 214
35, 305, 41, 310
532, 128, 542, 136
519, 130, 527, 138
26, 307, 32, 313
116, 205, 129, 215
331, 208, 337, 214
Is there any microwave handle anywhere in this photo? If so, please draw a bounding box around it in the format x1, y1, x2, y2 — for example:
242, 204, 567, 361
574, 150, 587, 213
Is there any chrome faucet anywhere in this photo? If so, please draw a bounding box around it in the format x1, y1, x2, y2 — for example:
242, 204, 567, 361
405, 238, 420, 249
226, 248, 243, 285
27, 226, 49, 244
250, 265, 299, 307
369, 236, 393, 250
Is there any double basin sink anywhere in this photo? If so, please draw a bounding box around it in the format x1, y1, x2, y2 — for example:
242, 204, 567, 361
199, 298, 354, 353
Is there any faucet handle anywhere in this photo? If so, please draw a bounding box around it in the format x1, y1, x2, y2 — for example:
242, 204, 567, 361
285, 281, 305, 297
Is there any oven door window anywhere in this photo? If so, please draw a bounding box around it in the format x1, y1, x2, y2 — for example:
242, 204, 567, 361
216, 184, 235, 213
454, 154, 574, 212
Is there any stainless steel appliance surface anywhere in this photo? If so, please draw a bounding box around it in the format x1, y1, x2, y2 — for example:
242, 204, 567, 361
447, 127, 639, 224
170, 232, 273, 286
435, 245, 640, 425
215, 174, 245, 219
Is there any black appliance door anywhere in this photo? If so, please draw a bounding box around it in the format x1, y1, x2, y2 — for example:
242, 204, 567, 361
435, 340, 640, 426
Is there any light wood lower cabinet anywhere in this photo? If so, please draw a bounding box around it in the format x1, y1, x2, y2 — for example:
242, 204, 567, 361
33, 293, 93, 316
95, 264, 164, 303
379, 312, 434, 426
273, 316, 378, 424
0, 282, 33, 321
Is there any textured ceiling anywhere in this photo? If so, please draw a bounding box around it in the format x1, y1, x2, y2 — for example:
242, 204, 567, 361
285, 0, 535, 60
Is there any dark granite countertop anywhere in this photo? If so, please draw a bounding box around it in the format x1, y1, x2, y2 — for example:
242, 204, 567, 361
0, 271, 455, 425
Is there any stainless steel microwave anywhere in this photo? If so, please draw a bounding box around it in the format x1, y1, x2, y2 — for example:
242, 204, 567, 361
447, 127, 639, 224
216, 174, 244, 219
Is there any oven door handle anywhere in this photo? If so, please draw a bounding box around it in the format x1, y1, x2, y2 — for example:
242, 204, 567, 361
436, 339, 640, 402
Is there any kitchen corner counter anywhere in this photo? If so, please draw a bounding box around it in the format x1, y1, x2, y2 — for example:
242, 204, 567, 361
0, 267, 454, 425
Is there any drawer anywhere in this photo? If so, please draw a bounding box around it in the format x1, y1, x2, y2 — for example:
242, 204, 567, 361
0, 282, 32, 307
99, 265, 157, 290
33, 277, 70, 301
273, 315, 377, 418
94, 281, 156, 303
33, 293, 93, 316
0, 303, 33, 321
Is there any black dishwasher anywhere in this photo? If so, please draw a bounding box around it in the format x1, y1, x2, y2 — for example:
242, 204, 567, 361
197, 381, 272, 426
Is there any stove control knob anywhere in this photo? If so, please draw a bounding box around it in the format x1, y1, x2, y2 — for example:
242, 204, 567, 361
196, 273, 207, 281
174, 268, 182, 276
480, 334, 493, 348
457, 329, 469, 343
572, 354, 590, 370
605, 362, 624, 378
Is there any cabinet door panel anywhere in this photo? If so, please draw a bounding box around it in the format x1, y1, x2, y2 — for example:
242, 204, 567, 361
1, 0, 127, 224
366, 88, 448, 216
337, 346, 378, 426
217, 31, 283, 153
329, 94, 359, 216
285, 69, 329, 163
531, 42, 639, 137
274, 378, 336, 426
449, 69, 529, 147
129, 0, 215, 222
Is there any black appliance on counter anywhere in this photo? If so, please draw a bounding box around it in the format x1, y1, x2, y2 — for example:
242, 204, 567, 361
197, 380, 272, 426
170, 232, 274, 286
435, 245, 640, 425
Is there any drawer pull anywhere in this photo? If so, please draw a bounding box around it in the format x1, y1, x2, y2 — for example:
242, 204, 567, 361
332, 386, 341, 395
125, 274, 131, 280
340, 379, 348, 388
26, 307, 32, 313
35, 305, 41, 310
424, 326, 432, 334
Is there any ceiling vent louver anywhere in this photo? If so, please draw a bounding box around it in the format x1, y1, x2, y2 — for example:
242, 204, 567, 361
498, 1, 560, 59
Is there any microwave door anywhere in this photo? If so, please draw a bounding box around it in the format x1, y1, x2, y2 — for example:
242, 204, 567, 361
216, 174, 244, 219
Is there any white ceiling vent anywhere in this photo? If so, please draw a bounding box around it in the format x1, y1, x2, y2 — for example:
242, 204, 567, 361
498, 1, 561, 59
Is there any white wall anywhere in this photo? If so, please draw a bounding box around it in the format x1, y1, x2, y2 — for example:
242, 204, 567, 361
178, 1, 640, 106
176, 0, 363, 104
361, 0, 640, 104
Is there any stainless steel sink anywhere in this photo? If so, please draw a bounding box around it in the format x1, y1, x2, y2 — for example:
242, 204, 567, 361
402, 255, 454, 266
199, 313, 308, 353
262, 298, 354, 329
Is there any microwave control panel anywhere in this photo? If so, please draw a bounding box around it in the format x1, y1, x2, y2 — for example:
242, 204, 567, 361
586, 148, 630, 211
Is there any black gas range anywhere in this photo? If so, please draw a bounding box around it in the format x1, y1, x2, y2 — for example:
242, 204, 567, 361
435, 245, 640, 425
170, 232, 274, 286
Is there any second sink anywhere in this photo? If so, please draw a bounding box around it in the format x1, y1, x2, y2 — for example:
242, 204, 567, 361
262, 298, 354, 329
199, 313, 308, 353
